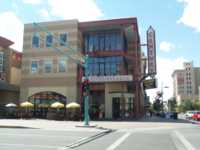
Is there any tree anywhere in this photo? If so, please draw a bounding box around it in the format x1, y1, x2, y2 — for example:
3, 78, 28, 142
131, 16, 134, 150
168, 97, 177, 112
178, 100, 194, 112
152, 91, 163, 112
193, 100, 200, 110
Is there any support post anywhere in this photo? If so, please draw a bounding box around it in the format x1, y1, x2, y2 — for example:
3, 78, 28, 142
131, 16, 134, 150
83, 55, 90, 126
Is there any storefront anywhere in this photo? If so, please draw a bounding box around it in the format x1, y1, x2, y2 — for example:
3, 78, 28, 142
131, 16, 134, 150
86, 75, 135, 120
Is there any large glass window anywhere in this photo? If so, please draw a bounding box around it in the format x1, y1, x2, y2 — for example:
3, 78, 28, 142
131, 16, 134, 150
31, 60, 38, 73
0, 52, 4, 72
44, 60, 52, 73
99, 34, 105, 50
58, 59, 67, 72
60, 33, 67, 46
32, 34, 40, 48
46, 34, 53, 47
84, 31, 124, 52
88, 56, 123, 76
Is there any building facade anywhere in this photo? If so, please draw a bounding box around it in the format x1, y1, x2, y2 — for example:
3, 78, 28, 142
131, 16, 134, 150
172, 62, 200, 104
21, 18, 145, 119
0, 36, 22, 106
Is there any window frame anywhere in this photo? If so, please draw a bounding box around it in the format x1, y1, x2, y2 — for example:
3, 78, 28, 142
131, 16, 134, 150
32, 34, 40, 48
58, 58, 67, 73
43, 59, 53, 73
30, 59, 39, 74
46, 33, 53, 47
59, 33, 68, 46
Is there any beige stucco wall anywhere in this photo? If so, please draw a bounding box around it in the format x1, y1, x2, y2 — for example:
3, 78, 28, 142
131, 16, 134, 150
10, 67, 21, 85
20, 20, 79, 102
105, 83, 128, 119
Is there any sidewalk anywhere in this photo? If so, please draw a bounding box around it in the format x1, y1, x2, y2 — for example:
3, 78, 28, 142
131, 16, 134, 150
0, 119, 100, 131
0, 116, 194, 131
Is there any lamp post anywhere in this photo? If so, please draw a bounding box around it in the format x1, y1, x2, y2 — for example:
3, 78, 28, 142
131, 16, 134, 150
161, 82, 169, 113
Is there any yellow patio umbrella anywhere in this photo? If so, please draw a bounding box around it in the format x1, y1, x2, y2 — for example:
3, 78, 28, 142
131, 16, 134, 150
66, 102, 80, 109
50, 102, 64, 109
20, 101, 34, 108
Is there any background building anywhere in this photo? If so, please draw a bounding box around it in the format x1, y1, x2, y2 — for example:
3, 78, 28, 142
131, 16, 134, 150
0, 36, 22, 106
172, 62, 200, 104
21, 18, 145, 119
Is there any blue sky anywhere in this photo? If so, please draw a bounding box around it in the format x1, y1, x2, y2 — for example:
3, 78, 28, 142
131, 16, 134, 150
0, 0, 200, 101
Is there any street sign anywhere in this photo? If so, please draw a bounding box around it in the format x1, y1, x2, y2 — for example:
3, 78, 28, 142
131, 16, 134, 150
143, 79, 157, 90
147, 26, 156, 76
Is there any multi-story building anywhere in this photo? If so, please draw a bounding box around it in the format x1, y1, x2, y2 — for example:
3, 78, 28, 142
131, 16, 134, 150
21, 18, 145, 119
172, 62, 200, 104
0, 36, 22, 106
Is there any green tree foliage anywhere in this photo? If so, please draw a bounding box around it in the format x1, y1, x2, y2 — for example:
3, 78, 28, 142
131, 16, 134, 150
168, 97, 177, 112
178, 100, 196, 112
193, 100, 200, 110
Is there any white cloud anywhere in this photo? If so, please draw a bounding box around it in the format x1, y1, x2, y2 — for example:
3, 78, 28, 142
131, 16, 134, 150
159, 41, 175, 52
177, 0, 200, 32
22, 0, 42, 5
147, 57, 187, 102
0, 12, 23, 51
38, 9, 50, 20
48, 0, 103, 21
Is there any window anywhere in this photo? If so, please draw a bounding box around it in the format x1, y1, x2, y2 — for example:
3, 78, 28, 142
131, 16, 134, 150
84, 31, 123, 52
46, 34, 53, 47
99, 34, 105, 50
60, 33, 67, 46
88, 36, 93, 52
58, 59, 67, 72
0, 52, 4, 72
32, 34, 40, 48
44, 60, 52, 73
31, 60, 38, 73
88, 56, 123, 76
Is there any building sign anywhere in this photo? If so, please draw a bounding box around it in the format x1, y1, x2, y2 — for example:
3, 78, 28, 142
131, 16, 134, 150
143, 79, 157, 90
82, 75, 133, 83
147, 26, 156, 76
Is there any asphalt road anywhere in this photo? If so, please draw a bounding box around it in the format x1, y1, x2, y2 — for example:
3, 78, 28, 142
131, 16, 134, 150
0, 119, 200, 150
74, 124, 200, 150
0, 128, 100, 150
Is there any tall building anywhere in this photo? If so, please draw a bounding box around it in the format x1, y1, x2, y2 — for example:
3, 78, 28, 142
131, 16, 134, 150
0, 36, 22, 106
21, 18, 145, 119
172, 62, 200, 104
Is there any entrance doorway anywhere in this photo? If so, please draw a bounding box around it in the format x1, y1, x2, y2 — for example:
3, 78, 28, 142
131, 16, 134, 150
112, 97, 120, 119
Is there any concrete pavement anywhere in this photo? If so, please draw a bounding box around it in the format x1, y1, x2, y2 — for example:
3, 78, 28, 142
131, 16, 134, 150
0, 117, 199, 150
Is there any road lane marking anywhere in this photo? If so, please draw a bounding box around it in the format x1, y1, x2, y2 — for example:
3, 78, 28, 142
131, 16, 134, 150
173, 131, 196, 150
106, 132, 131, 150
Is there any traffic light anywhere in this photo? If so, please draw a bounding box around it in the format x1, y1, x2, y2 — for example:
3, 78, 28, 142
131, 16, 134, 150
82, 79, 90, 96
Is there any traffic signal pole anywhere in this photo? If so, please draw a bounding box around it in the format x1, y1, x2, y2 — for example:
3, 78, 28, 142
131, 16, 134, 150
83, 55, 90, 125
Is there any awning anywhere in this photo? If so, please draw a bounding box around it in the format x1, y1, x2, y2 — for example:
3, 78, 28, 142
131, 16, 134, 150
0, 82, 19, 92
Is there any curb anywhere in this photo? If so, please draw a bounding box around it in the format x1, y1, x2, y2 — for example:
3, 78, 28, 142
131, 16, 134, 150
59, 128, 114, 149
0, 125, 37, 129
190, 120, 200, 125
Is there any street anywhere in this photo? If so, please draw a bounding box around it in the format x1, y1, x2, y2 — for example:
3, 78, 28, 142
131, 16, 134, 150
0, 117, 200, 150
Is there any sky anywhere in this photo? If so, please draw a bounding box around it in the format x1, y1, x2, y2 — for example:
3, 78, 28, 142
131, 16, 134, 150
0, 0, 200, 102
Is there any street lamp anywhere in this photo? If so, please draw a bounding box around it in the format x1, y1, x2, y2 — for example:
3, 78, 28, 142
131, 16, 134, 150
161, 83, 169, 113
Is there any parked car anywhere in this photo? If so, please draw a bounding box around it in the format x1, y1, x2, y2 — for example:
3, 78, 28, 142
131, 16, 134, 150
192, 111, 200, 121
185, 111, 196, 119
